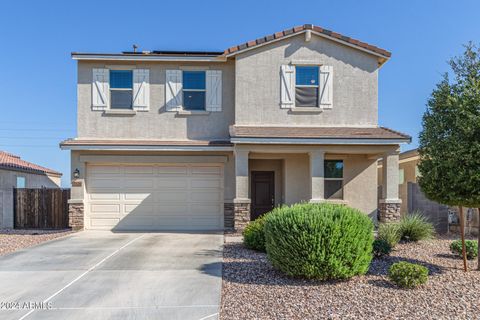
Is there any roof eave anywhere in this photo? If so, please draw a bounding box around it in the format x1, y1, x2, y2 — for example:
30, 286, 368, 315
224, 29, 390, 65
71, 53, 227, 62
230, 137, 411, 145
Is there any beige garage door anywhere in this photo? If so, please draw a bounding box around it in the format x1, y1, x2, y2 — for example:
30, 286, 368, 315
85, 164, 224, 230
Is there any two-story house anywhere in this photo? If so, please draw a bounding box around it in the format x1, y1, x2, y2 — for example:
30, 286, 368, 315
61, 24, 410, 231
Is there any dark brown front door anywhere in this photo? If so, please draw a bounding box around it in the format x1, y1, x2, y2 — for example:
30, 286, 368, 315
251, 171, 275, 220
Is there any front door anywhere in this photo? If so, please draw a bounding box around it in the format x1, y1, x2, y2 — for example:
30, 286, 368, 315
251, 171, 275, 220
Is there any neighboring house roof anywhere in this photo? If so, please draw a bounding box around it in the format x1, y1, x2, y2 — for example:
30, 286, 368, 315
0, 151, 62, 176
400, 148, 419, 160
71, 24, 391, 64
230, 126, 411, 141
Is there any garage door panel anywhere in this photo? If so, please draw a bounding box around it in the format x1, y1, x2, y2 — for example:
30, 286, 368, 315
89, 193, 121, 201
90, 218, 121, 227
191, 192, 222, 202
157, 166, 188, 175
191, 178, 222, 189
89, 178, 122, 189
123, 179, 155, 189
156, 178, 188, 189
191, 166, 222, 175
90, 204, 121, 214
155, 192, 189, 202
86, 164, 223, 230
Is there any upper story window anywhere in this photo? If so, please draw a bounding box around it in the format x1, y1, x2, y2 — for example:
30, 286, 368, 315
183, 71, 206, 110
16, 176, 26, 188
110, 70, 133, 109
295, 66, 319, 107
324, 160, 343, 199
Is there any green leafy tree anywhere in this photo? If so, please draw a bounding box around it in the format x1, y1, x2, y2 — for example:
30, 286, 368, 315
418, 43, 480, 270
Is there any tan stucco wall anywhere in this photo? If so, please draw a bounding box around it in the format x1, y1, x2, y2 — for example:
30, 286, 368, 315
235, 33, 380, 127
77, 60, 235, 140
378, 156, 419, 214
0, 169, 61, 228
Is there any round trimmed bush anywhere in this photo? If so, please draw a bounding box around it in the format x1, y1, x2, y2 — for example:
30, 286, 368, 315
450, 240, 478, 260
372, 239, 392, 258
243, 215, 267, 252
264, 203, 374, 280
388, 261, 428, 288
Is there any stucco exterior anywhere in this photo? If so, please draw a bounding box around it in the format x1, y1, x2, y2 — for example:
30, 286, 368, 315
235, 34, 379, 127
77, 60, 235, 140
0, 169, 61, 228
64, 26, 407, 230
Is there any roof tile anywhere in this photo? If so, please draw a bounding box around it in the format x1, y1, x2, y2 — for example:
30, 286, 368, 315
0, 151, 61, 176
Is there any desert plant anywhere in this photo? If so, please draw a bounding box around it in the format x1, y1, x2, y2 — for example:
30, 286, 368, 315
377, 223, 401, 247
263, 203, 374, 280
388, 261, 429, 288
450, 240, 478, 260
398, 212, 435, 242
372, 239, 392, 258
243, 215, 267, 252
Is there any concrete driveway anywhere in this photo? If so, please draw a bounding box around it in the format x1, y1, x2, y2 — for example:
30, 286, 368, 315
0, 231, 223, 320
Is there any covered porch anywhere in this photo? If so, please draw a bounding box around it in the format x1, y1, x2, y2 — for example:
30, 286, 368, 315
228, 144, 404, 230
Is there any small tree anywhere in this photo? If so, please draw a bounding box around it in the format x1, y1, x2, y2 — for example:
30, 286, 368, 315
418, 43, 480, 271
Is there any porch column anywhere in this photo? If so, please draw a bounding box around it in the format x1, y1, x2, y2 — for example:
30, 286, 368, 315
233, 149, 251, 231
309, 151, 325, 202
379, 149, 402, 222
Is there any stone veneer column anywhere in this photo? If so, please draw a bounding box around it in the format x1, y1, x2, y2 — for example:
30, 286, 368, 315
233, 149, 251, 232
69, 177, 85, 231
68, 200, 84, 231
379, 150, 402, 222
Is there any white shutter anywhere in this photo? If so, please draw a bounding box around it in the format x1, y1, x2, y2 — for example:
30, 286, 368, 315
133, 69, 150, 111
319, 65, 333, 108
280, 65, 295, 108
206, 70, 222, 112
165, 70, 182, 111
92, 68, 109, 110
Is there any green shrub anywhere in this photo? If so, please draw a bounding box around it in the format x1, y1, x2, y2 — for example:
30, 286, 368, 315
450, 240, 478, 260
398, 212, 435, 242
388, 261, 429, 288
372, 239, 392, 258
243, 215, 267, 252
377, 223, 401, 247
264, 203, 374, 280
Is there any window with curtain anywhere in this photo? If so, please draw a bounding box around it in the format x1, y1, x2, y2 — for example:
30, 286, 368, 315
295, 66, 319, 107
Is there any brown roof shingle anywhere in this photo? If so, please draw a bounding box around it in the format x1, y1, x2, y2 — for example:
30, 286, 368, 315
0, 151, 62, 176
230, 126, 411, 141
224, 24, 391, 58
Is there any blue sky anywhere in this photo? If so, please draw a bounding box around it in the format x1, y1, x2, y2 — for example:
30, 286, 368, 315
0, 0, 479, 186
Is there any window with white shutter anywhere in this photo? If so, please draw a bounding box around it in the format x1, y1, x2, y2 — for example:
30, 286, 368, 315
133, 69, 150, 111
92, 68, 109, 110
280, 65, 295, 108
206, 70, 222, 112
319, 65, 333, 108
166, 70, 183, 111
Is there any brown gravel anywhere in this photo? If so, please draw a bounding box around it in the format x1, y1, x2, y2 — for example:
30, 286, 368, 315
0, 229, 73, 256
221, 236, 480, 320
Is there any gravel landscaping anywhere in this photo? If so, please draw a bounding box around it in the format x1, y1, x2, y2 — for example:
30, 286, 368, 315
0, 229, 72, 256
221, 235, 480, 319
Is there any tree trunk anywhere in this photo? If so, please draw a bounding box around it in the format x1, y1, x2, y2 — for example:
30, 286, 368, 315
478, 208, 480, 271
459, 206, 468, 272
